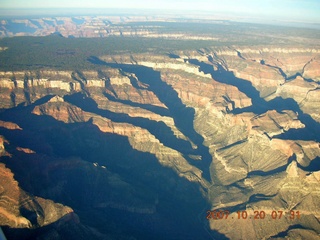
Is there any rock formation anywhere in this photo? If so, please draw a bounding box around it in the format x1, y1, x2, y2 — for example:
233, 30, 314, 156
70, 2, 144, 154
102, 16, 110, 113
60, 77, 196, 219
0, 158, 73, 229
0, 21, 319, 239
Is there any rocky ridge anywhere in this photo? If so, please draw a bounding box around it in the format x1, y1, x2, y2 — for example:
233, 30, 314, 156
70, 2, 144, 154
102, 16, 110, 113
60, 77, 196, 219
98, 50, 320, 238
32, 96, 205, 185
0, 157, 73, 229
0, 46, 320, 239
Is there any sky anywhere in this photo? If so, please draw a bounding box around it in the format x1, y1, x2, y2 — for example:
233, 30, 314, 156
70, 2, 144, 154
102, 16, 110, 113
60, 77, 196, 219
1, 0, 319, 23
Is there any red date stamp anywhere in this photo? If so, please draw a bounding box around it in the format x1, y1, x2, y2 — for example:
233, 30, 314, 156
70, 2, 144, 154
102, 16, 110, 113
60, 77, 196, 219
206, 210, 230, 219
206, 210, 301, 220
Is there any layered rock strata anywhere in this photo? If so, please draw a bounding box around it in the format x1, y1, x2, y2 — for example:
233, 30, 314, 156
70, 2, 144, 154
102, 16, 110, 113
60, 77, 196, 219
0, 47, 319, 239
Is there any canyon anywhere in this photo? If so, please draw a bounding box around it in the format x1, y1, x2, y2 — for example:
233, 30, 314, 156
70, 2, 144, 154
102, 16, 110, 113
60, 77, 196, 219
0, 18, 320, 240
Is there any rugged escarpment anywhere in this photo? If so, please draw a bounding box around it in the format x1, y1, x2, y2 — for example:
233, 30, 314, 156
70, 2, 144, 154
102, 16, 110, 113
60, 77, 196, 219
1, 44, 320, 239
209, 161, 320, 240
32, 96, 204, 184
0, 152, 155, 239
187, 47, 320, 122
97, 51, 320, 238
0, 151, 73, 229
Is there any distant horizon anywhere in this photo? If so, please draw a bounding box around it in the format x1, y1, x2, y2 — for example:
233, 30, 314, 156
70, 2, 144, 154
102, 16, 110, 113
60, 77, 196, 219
1, 0, 320, 24
1, 7, 320, 30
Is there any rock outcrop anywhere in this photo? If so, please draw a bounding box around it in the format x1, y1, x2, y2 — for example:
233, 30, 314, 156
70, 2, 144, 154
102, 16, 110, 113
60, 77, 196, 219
96, 52, 320, 239
0, 161, 73, 228
209, 162, 320, 240
32, 96, 205, 185
1, 44, 319, 239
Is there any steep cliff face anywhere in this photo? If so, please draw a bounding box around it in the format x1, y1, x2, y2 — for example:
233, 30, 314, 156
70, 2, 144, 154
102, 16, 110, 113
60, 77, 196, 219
0, 70, 80, 109
190, 47, 320, 123
274, 76, 320, 121
1, 45, 320, 239
209, 161, 320, 240
303, 57, 320, 81
0, 136, 10, 157
97, 52, 319, 239
32, 97, 204, 184
0, 160, 73, 229
1, 136, 74, 231
0, 151, 149, 240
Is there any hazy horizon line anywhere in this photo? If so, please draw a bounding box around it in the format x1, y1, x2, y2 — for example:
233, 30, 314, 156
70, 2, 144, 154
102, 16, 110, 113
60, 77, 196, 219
0, 8, 320, 29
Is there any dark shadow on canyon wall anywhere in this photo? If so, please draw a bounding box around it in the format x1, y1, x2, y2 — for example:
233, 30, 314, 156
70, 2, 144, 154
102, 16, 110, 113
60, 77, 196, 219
64, 92, 194, 156
188, 58, 320, 143
88, 56, 213, 182
103, 91, 171, 117
0, 95, 224, 240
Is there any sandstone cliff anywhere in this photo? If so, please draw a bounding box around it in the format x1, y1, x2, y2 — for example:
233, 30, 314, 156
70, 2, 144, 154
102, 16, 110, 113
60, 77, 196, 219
1, 45, 319, 239
0, 161, 73, 228
96, 52, 320, 239
32, 96, 205, 185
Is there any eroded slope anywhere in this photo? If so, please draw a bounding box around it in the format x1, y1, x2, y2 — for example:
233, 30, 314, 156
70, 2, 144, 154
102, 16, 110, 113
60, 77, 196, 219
0, 45, 320, 239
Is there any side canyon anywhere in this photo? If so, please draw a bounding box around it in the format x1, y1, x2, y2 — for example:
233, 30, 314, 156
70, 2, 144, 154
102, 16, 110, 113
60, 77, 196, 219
0, 20, 320, 239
